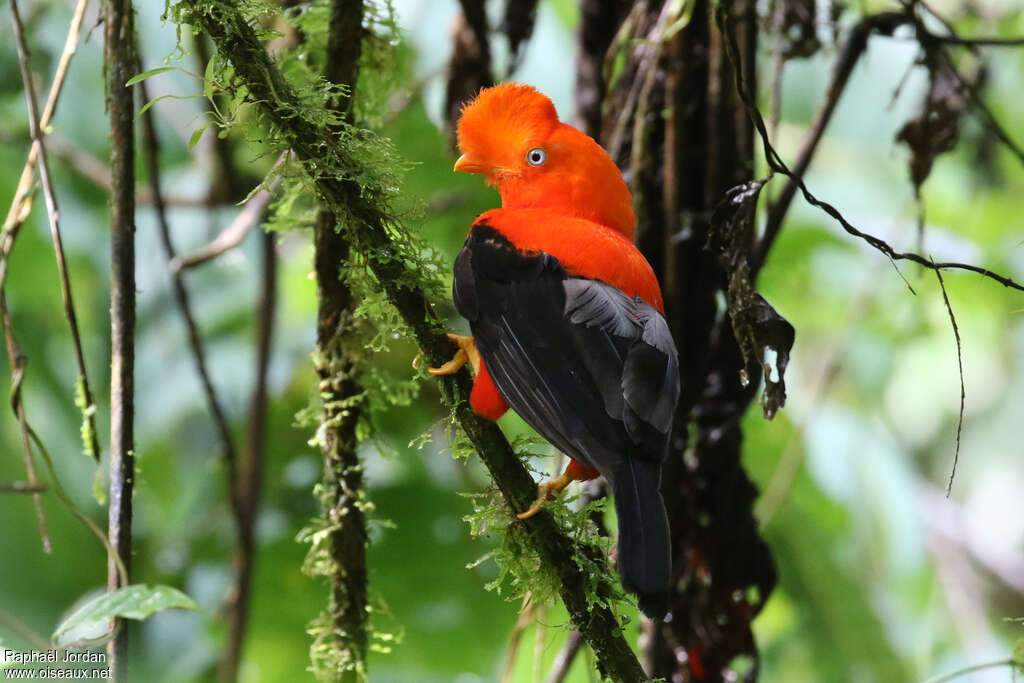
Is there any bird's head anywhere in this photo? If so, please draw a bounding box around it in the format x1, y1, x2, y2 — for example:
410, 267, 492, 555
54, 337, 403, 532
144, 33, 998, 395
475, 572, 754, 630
455, 83, 636, 240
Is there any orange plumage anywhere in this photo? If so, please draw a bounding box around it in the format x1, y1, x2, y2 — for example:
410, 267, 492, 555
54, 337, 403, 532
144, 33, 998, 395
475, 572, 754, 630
455, 83, 663, 423
451, 83, 678, 617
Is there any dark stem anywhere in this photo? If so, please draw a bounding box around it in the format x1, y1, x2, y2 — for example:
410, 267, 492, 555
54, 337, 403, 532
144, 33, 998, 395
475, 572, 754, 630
932, 263, 964, 496
104, 0, 136, 676
177, 1, 647, 678
717, 7, 1024, 294
220, 230, 276, 681
755, 11, 912, 274
9, 0, 101, 464
171, 161, 283, 272
545, 629, 584, 683
0, 293, 50, 551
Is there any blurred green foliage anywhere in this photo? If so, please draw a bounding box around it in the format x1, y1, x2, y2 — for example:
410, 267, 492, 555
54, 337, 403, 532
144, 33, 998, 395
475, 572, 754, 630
2, 1, 1023, 682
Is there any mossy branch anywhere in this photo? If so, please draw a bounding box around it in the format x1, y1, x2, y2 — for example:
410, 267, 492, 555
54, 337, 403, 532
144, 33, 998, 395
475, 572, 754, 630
308, 1, 371, 679
175, 0, 647, 679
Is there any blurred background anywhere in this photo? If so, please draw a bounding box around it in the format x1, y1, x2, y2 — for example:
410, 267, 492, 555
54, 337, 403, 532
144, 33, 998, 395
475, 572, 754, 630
1, 0, 1023, 681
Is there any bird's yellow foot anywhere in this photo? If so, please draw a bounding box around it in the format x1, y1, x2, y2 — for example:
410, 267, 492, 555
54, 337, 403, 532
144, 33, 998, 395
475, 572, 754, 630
428, 334, 481, 376
516, 472, 574, 520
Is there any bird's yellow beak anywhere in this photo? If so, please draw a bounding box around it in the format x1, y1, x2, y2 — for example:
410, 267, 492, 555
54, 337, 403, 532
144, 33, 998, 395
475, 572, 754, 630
454, 155, 489, 175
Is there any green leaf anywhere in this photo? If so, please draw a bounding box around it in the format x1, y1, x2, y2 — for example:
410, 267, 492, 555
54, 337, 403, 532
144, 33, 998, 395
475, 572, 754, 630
52, 585, 198, 646
135, 93, 198, 121
203, 54, 217, 101
189, 124, 208, 149
125, 66, 177, 86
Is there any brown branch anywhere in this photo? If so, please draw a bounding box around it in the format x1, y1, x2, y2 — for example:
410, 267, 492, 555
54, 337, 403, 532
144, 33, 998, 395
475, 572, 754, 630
913, 0, 1024, 48
105, 0, 137, 676
177, 1, 648, 679
171, 156, 286, 272
501, 593, 538, 683
717, 6, 1024, 294
546, 630, 584, 683
10, 0, 101, 464
932, 47, 1024, 168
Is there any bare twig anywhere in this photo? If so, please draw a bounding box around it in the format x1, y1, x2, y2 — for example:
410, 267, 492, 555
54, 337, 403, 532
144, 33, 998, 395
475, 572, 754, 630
1, 293, 50, 553
105, 0, 137, 675
755, 12, 911, 273
44, 132, 210, 209
136, 69, 240, 530
933, 263, 965, 496
502, 593, 538, 683
0, 482, 47, 494
171, 157, 286, 272
219, 228, 275, 681
546, 630, 585, 683
717, 6, 1024, 294
10, 0, 101, 464
914, 0, 1024, 48
2, 294, 131, 579
134, 59, 258, 680
900, 0, 1024, 168
932, 47, 1024, 168
2, 0, 88, 241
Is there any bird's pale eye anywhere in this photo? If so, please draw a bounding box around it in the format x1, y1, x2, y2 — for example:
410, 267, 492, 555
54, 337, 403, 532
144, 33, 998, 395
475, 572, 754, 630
526, 147, 547, 166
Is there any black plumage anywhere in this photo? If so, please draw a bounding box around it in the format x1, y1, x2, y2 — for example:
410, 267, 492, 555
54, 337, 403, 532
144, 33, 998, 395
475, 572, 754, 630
454, 221, 680, 617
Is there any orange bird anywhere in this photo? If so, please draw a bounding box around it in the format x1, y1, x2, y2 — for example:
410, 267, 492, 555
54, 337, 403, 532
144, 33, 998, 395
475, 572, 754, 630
431, 83, 679, 618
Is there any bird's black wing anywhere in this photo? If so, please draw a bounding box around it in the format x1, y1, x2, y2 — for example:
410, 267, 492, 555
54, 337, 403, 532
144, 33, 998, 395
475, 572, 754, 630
453, 222, 679, 476
453, 222, 679, 614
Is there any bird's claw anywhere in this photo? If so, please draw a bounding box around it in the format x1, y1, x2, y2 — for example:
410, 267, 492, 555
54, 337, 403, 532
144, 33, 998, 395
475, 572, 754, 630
427, 349, 468, 375
427, 334, 481, 376
516, 473, 573, 520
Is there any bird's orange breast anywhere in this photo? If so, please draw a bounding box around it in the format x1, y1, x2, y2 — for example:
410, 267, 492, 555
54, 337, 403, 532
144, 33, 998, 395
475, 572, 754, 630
474, 208, 664, 312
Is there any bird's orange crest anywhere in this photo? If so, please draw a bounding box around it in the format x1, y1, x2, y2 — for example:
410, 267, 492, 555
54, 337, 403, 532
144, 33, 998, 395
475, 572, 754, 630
456, 83, 559, 175
455, 82, 636, 240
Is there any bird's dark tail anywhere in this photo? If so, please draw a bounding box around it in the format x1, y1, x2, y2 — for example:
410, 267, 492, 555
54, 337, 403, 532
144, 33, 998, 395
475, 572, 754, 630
612, 457, 671, 619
